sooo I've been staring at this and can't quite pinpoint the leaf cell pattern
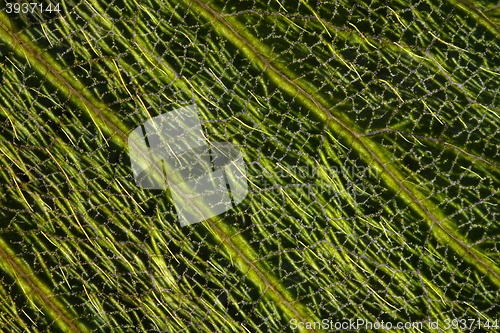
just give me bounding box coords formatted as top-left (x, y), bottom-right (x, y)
top-left (0, 0), bottom-right (500, 332)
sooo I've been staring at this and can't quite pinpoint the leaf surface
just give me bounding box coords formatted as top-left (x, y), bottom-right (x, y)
top-left (0, 0), bottom-right (499, 331)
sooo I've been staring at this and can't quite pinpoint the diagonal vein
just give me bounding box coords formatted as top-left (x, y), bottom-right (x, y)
top-left (190, 0), bottom-right (500, 287)
top-left (226, 6), bottom-right (500, 171)
top-left (0, 14), bottom-right (315, 333)
top-left (1, 1), bottom-right (499, 329)
top-left (361, 129), bottom-right (500, 170)
top-left (0, 240), bottom-right (84, 333)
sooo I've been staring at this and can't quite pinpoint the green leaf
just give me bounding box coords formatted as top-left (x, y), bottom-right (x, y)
top-left (0, 0), bottom-right (499, 332)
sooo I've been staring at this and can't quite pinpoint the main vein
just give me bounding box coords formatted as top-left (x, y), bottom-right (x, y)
top-left (0, 13), bottom-right (316, 333)
top-left (189, 0), bottom-right (500, 287)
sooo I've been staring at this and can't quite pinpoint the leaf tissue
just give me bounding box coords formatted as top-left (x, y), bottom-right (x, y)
top-left (0, 0), bottom-right (499, 332)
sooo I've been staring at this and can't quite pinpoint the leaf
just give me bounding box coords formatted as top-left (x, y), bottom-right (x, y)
top-left (0, 0), bottom-right (499, 332)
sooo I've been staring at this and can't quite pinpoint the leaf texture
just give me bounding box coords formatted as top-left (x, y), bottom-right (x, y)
top-left (0, 0), bottom-right (500, 332)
